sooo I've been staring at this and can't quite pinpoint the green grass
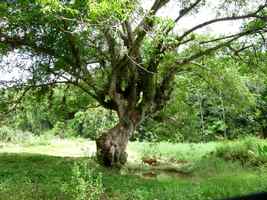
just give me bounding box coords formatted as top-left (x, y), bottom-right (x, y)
top-left (0, 137), bottom-right (267, 200)
top-left (128, 141), bottom-right (218, 161)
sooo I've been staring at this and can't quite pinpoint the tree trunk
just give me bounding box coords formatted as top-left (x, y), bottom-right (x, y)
top-left (262, 126), bottom-right (267, 139)
top-left (96, 120), bottom-right (135, 167)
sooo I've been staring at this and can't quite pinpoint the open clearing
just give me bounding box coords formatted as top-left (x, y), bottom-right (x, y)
top-left (0, 137), bottom-right (266, 200)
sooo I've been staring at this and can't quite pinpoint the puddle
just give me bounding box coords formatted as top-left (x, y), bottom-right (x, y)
top-left (123, 168), bottom-right (192, 180)
top-left (121, 158), bottom-right (194, 180)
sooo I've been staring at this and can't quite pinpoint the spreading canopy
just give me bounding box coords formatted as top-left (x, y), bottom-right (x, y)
top-left (0, 0), bottom-right (266, 119)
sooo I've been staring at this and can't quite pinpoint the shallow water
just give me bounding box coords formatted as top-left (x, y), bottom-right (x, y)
top-left (122, 167), bottom-right (192, 180)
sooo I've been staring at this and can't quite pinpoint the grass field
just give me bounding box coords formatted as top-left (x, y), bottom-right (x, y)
top-left (0, 136), bottom-right (267, 200)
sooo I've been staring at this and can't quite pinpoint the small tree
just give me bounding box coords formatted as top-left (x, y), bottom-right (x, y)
top-left (0, 0), bottom-right (266, 167)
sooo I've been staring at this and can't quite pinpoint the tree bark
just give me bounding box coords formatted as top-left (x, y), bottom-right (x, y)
top-left (262, 126), bottom-right (267, 139)
top-left (96, 111), bottom-right (141, 167)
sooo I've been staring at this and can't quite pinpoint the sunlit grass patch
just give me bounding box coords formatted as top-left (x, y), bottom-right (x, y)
top-left (0, 137), bottom-right (267, 199)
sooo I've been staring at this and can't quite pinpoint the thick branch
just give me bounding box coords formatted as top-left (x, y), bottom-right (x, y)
top-left (178, 5), bottom-right (266, 41)
top-left (131, 0), bottom-right (170, 54)
top-left (0, 80), bottom-right (73, 117)
top-left (179, 30), bottom-right (264, 66)
top-left (152, 28), bottom-right (263, 113)
top-left (121, 20), bottom-right (134, 48)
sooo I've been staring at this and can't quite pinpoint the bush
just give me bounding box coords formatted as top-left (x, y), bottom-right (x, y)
top-left (50, 122), bottom-right (75, 138)
top-left (136, 119), bottom-right (185, 143)
top-left (0, 126), bottom-right (15, 142)
top-left (0, 126), bottom-right (56, 146)
top-left (210, 137), bottom-right (267, 167)
top-left (62, 161), bottom-right (104, 200)
top-left (0, 126), bottom-right (35, 144)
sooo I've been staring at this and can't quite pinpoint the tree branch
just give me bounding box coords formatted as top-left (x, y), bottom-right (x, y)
top-left (0, 32), bottom-right (56, 57)
top-left (178, 5), bottom-right (267, 41)
top-left (174, 0), bottom-right (203, 24)
top-left (121, 20), bottom-right (134, 48)
top-left (131, 0), bottom-right (170, 54)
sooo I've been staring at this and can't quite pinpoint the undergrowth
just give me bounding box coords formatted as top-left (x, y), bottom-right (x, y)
top-left (62, 161), bottom-right (104, 200)
top-left (209, 137), bottom-right (267, 167)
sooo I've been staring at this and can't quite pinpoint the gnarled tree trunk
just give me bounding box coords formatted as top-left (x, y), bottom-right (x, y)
top-left (96, 111), bottom-right (141, 167)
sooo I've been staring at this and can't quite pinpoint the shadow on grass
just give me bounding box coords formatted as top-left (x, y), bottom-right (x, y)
top-left (0, 152), bottom-right (89, 179)
top-left (0, 153), bottom-right (266, 200)
top-left (0, 153), bottom-right (91, 200)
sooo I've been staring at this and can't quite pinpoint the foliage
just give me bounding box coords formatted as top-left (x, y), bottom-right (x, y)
top-left (62, 161), bottom-right (104, 200)
top-left (0, 0), bottom-right (266, 140)
top-left (136, 54), bottom-right (259, 142)
top-left (3, 85), bottom-right (93, 134)
top-left (1, 86), bottom-right (119, 139)
top-left (2, 47), bottom-right (267, 143)
top-left (0, 126), bottom-right (34, 144)
top-left (70, 107), bottom-right (117, 139)
top-left (0, 126), bottom-right (55, 146)
top-left (210, 137), bottom-right (267, 167)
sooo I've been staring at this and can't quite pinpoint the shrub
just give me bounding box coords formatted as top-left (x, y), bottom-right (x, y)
top-left (136, 119), bottom-right (185, 143)
top-left (0, 126), bottom-right (35, 144)
top-left (51, 122), bottom-right (75, 138)
top-left (0, 126), bottom-right (15, 142)
top-left (62, 161), bottom-right (104, 200)
top-left (0, 126), bottom-right (55, 146)
top-left (210, 137), bottom-right (267, 166)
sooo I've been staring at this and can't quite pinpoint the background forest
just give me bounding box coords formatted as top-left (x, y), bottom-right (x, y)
top-left (1, 47), bottom-right (267, 143)
top-left (1, 0), bottom-right (267, 200)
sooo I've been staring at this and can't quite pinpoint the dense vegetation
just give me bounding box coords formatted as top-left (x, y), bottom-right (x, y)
top-left (0, 0), bottom-right (267, 166)
top-left (0, 0), bottom-right (267, 199)
top-left (2, 49), bottom-right (267, 143)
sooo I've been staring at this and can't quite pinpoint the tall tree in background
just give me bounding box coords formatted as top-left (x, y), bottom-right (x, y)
top-left (0, 0), bottom-right (266, 167)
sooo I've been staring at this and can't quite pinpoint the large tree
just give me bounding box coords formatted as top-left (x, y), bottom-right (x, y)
top-left (0, 0), bottom-right (266, 167)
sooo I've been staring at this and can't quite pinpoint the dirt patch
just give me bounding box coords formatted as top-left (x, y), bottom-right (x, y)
top-left (126, 167), bottom-right (192, 180)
